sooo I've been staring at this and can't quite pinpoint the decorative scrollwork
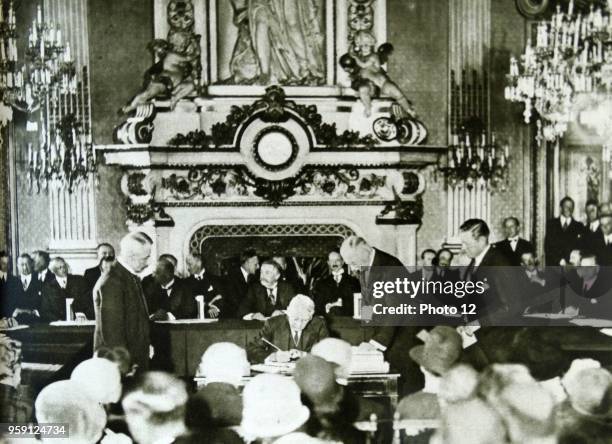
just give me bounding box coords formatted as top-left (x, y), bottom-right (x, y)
top-left (168, 85), bottom-right (375, 148)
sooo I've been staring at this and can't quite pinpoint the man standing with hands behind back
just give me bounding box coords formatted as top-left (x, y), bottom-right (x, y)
top-left (94, 232), bottom-right (152, 372)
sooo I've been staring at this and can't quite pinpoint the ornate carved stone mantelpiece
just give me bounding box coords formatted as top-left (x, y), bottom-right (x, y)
top-left (96, 86), bottom-right (442, 266)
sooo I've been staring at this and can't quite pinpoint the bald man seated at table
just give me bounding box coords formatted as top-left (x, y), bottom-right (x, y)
top-left (247, 295), bottom-right (329, 364)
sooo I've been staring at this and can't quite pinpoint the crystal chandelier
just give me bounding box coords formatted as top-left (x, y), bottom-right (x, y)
top-left (0, 1), bottom-right (94, 192)
top-left (505, 0), bottom-right (612, 141)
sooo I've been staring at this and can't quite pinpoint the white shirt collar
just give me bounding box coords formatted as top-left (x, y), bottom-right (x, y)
top-left (240, 267), bottom-right (249, 282)
top-left (508, 236), bottom-right (519, 243)
top-left (560, 215), bottom-right (573, 226)
top-left (474, 244), bottom-right (491, 268)
top-left (39, 269), bottom-right (48, 280)
top-left (367, 248), bottom-right (376, 267)
top-left (590, 220), bottom-right (600, 231)
top-left (162, 279), bottom-right (175, 291)
top-left (56, 276), bottom-right (68, 288)
top-left (0, 271), bottom-right (6, 280)
top-left (195, 268), bottom-right (206, 280)
top-left (21, 273), bottom-right (31, 282)
top-left (117, 257), bottom-right (139, 276)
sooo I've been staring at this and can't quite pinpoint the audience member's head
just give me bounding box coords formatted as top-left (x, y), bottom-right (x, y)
top-left (186, 253), bottom-right (204, 275)
top-left (272, 256), bottom-right (288, 271)
top-left (420, 249), bottom-right (437, 267)
top-left (158, 253), bottom-right (177, 269)
top-left (96, 243), bottom-right (115, 261)
top-left (478, 364), bottom-right (535, 406)
top-left (241, 374), bottom-right (310, 440)
top-left (154, 257), bottom-right (175, 286)
top-left (560, 196), bottom-right (575, 218)
top-left (95, 346), bottom-right (132, 376)
top-left (71, 357), bottom-right (122, 404)
top-left (0, 251), bottom-right (9, 273)
top-left (599, 201), bottom-right (612, 216)
top-left (32, 250), bottom-right (50, 273)
top-left (585, 199), bottom-right (599, 223)
top-left (286, 295), bottom-right (315, 333)
top-left (327, 250), bottom-right (344, 273)
top-left (438, 363), bottom-right (479, 405)
top-left (436, 248), bottom-right (454, 268)
top-left (430, 398), bottom-right (507, 444)
top-left (35, 380), bottom-right (106, 444)
top-left (260, 260), bottom-right (282, 287)
top-left (520, 251), bottom-right (538, 271)
top-left (563, 367), bottom-right (612, 417)
top-left (119, 232), bottom-right (153, 274)
top-left (311, 338), bottom-right (352, 381)
top-left (294, 355), bottom-right (343, 415)
top-left (459, 219), bottom-right (490, 258)
top-left (198, 342), bottom-right (250, 386)
top-left (17, 253), bottom-right (32, 276)
top-left (497, 382), bottom-right (556, 443)
top-left (122, 372), bottom-right (188, 444)
top-left (339, 236), bottom-right (373, 268)
top-left (409, 326), bottom-right (463, 376)
top-left (240, 248), bottom-right (259, 275)
top-left (99, 256), bottom-right (116, 275)
top-left (577, 253), bottom-right (599, 282)
top-left (600, 213), bottom-right (612, 235)
top-left (503, 217), bottom-right (520, 239)
top-left (49, 257), bottom-right (69, 278)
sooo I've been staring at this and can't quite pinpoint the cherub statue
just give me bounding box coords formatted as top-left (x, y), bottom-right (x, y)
top-left (340, 31), bottom-right (416, 118)
top-left (121, 0), bottom-right (201, 114)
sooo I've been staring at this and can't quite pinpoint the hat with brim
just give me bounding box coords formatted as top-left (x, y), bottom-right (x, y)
top-left (241, 374), bottom-right (310, 439)
top-left (409, 326), bottom-right (462, 375)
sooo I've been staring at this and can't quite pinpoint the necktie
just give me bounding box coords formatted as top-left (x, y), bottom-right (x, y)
top-left (164, 285), bottom-right (172, 297)
top-left (334, 274), bottom-right (342, 284)
top-left (562, 221), bottom-right (569, 231)
top-left (267, 288), bottom-right (275, 305)
top-left (293, 330), bottom-right (299, 346)
top-left (465, 259), bottom-right (476, 281)
top-left (22, 278), bottom-right (28, 290)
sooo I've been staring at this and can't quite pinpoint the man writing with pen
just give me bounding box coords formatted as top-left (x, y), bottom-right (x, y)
top-left (247, 295), bottom-right (329, 363)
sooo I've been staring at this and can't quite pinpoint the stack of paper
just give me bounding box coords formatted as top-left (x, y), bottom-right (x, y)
top-left (349, 347), bottom-right (390, 374)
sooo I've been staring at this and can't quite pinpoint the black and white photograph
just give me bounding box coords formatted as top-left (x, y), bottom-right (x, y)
top-left (1, 0), bottom-right (612, 442)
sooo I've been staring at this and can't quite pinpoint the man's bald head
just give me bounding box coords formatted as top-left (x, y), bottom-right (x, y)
top-left (339, 236), bottom-right (373, 268)
top-left (119, 232), bottom-right (153, 273)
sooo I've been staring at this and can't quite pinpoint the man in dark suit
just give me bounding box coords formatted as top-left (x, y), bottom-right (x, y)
top-left (340, 236), bottom-right (423, 395)
top-left (0, 251), bottom-right (10, 308)
top-left (185, 253), bottom-right (225, 318)
top-left (545, 196), bottom-right (586, 266)
top-left (143, 257), bottom-right (196, 320)
top-left (517, 251), bottom-right (554, 313)
top-left (273, 255), bottom-right (307, 294)
top-left (312, 250), bottom-right (360, 316)
top-left (239, 260), bottom-right (295, 320)
top-left (39, 257), bottom-right (90, 322)
top-left (566, 253), bottom-right (612, 318)
top-left (247, 295), bottom-right (329, 363)
top-left (223, 248), bottom-right (259, 318)
top-left (585, 199), bottom-right (601, 234)
top-left (494, 217), bottom-right (534, 266)
top-left (94, 232), bottom-right (152, 372)
top-left (585, 213), bottom-right (612, 266)
top-left (409, 249), bottom-right (436, 282)
top-left (6, 253), bottom-right (43, 322)
top-left (459, 218), bottom-right (517, 321)
top-left (32, 250), bottom-right (55, 285)
top-left (83, 243), bottom-right (115, 296)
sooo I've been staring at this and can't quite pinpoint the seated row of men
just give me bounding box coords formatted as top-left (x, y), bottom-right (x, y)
top-left (0, 245), bottom-right (363, 323)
